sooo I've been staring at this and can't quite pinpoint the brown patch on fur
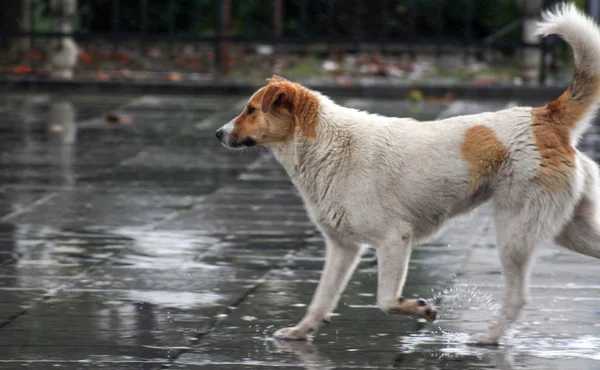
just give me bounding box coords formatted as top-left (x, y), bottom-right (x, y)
top-left (542, 87), bottom-right (589, 130)
top-left (229, 88), bottom-right (269, 143)
top-left (226, 76), bottom-right (319, 145)
top-left (531, 106), bottom-right (576, 192)
top-left (262, 76), bottom-right (320, 139)
top-left (527, 71), bottom-right (600, 192)
top-left (461, 126), bottom-right (508, 194)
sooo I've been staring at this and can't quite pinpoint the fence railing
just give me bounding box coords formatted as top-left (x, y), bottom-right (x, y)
top-left (0, 0), bottom-right (588, 84)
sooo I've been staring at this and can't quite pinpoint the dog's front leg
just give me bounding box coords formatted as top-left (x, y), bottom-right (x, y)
top-left (376, 229), bottom-right (437, 322)
top-left (274, 236), bottom-right (364, 340)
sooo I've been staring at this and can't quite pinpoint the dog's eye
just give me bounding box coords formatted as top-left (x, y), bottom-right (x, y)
top-left (247, 106), bottom-right (255, 115)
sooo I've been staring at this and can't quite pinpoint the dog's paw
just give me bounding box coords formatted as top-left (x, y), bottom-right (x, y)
top-left (384, 297), bottom-right (438, 322)
top-left (273, 326), bottom-right (311, 341)
top-left (415, 299), bottom-right (438, 323)
top-left (468, 332), bottom-right (500, 346)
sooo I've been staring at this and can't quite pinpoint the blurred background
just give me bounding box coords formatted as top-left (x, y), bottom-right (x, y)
top-left (0, 0), bottom-right (597, 86)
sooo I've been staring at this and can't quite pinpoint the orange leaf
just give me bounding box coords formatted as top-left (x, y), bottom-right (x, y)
top-left (168, 72), bottom-right (182, 82)
top-left (79, 51), bottom-right (94, 63)
top-left (425, 97), bottom-right (441, 104)
top-left (94, 72), bottom-right (110, 81)
top-left (119, 114), bottom-right (133, 124)
top-left (13, 64), bottom-right (33, 75)
top-left (105, 112), bottom-right (119, 123)
top-left (442, 92), bottom-right (455, 102)
top-left (118, 69), bottom-right (133, 78)
top-left (25, 49), bottom-right (45, 60)
top-left (112, 51), bottom-right (132, 63)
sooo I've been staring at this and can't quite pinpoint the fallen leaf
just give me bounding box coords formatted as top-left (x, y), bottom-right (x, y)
top-left (13, 64), bottom-right (33, 75)
top-left (442, 92), bottom-right (455, 102)
top-left (168, 72), bottom-right (182, 82)
top-left (118, 69), bottom-right (133, 78)
top-left (407, 89), bottom-right (424, 101)
top-left (25, 49), bottom-right (45, 60)
top-left (95, 72), bottom-right (110, 81)
top-left (11, 203), bottom-right (21, 210)
top-left (112, 51), bottom-right (132, 63)
top-left (79, 51), bottom-right (94, 63)
top-left (119, 114), bottom-right (133, 124)
top-left (105, 112), bottom-right (119, 123)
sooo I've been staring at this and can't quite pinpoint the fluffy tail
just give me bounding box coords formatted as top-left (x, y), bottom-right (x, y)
top-left (536, 3), bottom-right (600, 141)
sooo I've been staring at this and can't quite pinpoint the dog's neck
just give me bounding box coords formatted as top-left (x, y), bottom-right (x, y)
top-left (266, 101), bottom-right (355, 206)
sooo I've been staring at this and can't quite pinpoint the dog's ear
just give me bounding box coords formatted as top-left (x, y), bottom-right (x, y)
top-left (262, 80), bottom-right (319, 139)
top-left (266, 75), bottom-right (288, 84)
top-left (261, 83), bottom-right (294, 113)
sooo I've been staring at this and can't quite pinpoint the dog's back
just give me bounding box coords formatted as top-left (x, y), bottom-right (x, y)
top-left (216, 3), bottom-right (600, 345)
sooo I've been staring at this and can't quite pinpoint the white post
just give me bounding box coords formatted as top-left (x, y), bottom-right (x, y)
top-left (516, 0), bottom-right (543, 85)
top-left (49, 0), bottom-right (78, 79)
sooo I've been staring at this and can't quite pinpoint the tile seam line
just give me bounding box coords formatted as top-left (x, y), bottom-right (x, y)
top-left (160, 250), bottom-right (298, 369)
top-left (0, 192), bottom-right (59, 222)
top-left (0, 95), bottom-right (235, 222)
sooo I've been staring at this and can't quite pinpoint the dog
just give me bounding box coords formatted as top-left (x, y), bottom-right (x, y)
top-left (216, 3), bottom-right (600, 344)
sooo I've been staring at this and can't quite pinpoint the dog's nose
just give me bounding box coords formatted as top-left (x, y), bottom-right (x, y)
top-left (215, 129), bottom-right (224, 141)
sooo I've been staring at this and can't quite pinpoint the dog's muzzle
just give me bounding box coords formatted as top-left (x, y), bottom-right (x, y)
top-left (216, 128), bottom-right (256, 148)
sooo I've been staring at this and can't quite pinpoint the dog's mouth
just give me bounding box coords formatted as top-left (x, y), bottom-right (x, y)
top-left (216, 128), bottom-right (257, 149)
top-left (220, 136), bottom-right (257, 149)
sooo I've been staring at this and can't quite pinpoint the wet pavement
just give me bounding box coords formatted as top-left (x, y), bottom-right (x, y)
top-left (0, 92), bottom-right (597, 370)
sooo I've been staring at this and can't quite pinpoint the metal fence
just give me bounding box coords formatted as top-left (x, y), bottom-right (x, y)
top-left (0, 0), bottom-right (592, 83)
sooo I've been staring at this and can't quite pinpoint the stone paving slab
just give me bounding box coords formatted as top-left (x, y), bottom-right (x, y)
top-left (0, 93), bottom-right (597, 370)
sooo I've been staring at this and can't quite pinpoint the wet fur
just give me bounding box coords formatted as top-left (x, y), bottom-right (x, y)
top-left (217, 3), bottom-right (600, 344)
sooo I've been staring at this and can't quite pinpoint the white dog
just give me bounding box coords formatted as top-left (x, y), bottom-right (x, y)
top-left (216, 3), bottom-right (600, 344)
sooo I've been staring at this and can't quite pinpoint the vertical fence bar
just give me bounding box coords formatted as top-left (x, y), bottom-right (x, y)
top-left (274, 0), bottom-right (284, 41)
top-left (29, 0), bottom-right (35, 49)
top-left (215, 0), bottom-right (224, 78)
top-left (538, 0), bottom-right (554, 85)
top-left (240, 1), bottom-right (249, 50)
top-left (111, 0), bottom-right (120, 33)
top-left (301, 0), bottom-right (309, 37)
top-left (353, 0), bottom-right (361, 51)
top-left (86, 0), bottom-right (93, 31)
top-left (464, 0), bottom-right (473, 63)
top-left (167, 0), bottom-right (175, 55)
top-left (168, 0), bottom-right (175, 35)
top-left (409, 0), bottom-right (417, 59)
top-left (435, 0), bottom-right (444, 59)
top-left (380, 0), bottom-right (389, 53)
top-left (141, 0), bottom-right (148, 34)
top-left (327, 0), bottom-right (334, 53)
top-left (140, 0), bottom-right (147, 52)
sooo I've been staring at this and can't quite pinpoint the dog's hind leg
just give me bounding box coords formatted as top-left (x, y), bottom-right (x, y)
top-left (472, 189), bottom-right (579, 345)
top-left (555, 156), bottom-right (600, 259)
top-left (273, 235), bottom-right (364, 340)
top-left (470, 206), bottom-right (541, 345)
top-left (375, 227), bottom-right (437, 322)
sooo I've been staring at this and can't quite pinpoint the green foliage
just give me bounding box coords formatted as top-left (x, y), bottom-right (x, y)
top-left (78, 0), bottom-right (587, 44)
top-left (31, 0), bottom-right (81, 32)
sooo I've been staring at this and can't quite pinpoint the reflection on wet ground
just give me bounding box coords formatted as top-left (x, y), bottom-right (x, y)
top-left (0, 93), bottom-right (597, 369)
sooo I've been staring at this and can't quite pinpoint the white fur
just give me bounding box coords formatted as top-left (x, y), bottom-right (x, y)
top-left (219, 3), bottom-right (600, 344)
top-left (267, 91), bottom-right (600, 343)
top-left (537, 3), bottom-right (600, 141)
top-left (536, 3), bottom-right (600, 76)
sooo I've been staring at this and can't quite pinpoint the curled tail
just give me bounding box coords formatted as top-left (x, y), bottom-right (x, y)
top-left (536, 3), bottom-right (600, 141)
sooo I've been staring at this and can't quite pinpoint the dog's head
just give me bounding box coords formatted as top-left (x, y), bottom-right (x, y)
top-left (216, 76), bottom-right (319, 149)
